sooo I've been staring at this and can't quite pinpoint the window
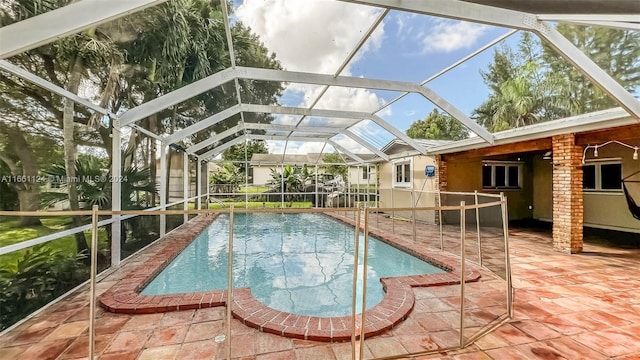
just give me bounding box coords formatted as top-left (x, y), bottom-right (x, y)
top-left (582, 161), bottom-right (622, 191)
top-left (362, 167), bottom-right (368, 180)
top-left (482, 161), bottom-right (522, 189)
top-left (393, 161), bottom-right (411, 187)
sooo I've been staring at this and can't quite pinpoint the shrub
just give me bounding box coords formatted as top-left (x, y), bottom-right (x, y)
top-left (0, 246), bottom-right (88, 330)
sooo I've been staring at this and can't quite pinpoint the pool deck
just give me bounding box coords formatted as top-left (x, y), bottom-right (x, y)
top-left (1, 213), bottom-right (640, 359)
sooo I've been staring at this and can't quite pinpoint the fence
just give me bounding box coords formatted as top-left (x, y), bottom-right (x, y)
top-left (0, 191), bottom-right (512, 359)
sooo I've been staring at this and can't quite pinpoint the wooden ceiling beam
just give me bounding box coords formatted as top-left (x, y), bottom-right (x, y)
top-left (441, 138), bottom-right (552, 161)
top-left (576, 123), bottom-right (640, 145)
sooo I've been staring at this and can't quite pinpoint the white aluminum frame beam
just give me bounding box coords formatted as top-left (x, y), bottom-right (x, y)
top-left (536, 14), bottom-right (640, 23)
top-left (337, 0), bottom-right (530, 29)
top-left (249, 134), bottom-right (331, 143)
top-left (119, 67), bottom-right (236, 127)
top-left (198, 135), bottom-right (247, 160)
top-left (338, 0), bottom-right (640, 119)
top-left (0, 60), bottom-right (114, 117)
top-left (236, 67), bottom-right (494, 144)
top-left (186, 124), bottom-right (243, 154)
top-left (294, 8), bottom-right (390, 132)
top-left (374, 29), bottom-right (518, 114)
top-left (246, 123), bottom-right (342, 134)
top-left (342, 129), bottom-right (389, 160)
top-left (327, 139), bottom-right (365, 164)
top-left (567, 21), bottom-right (640, 31)
top-left (0, 0), bottom-right (171, 59)
top-left (177, 102), bottom-right (419, 156)
top-left (532, 20), bottom-right (640, 118)
top-left (166, 104), bottom-right (241, 143)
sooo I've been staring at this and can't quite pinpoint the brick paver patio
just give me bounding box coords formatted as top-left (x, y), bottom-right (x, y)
top-left (1, 212), bottom-right (639, 359)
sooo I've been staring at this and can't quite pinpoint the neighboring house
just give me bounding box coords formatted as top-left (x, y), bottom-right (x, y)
top-left (380, 107), bottom-right (640, 254)
top-left (250, 153), bottom-right (378, 187)
top-left (155, 152), bottom-right (210, 202)
top-left (378, 139), bottom-right (451, 224)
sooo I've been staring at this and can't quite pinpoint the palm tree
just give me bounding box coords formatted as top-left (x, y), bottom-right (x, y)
top-left (43, 156), bottom-right (158, 253)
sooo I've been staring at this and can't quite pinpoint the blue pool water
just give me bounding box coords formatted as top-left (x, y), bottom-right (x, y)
top-left (142, 213), bottom-right (443, 317)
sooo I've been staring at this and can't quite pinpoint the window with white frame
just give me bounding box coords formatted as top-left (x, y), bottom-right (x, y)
top-left (362, 166), bottom-right (368, 180)
top-left (393, 160), bottom-right (411, 187)
top-left (582, 160), bottom-right (622, 191)
top-left (482, 161), bottom-right (522, 189)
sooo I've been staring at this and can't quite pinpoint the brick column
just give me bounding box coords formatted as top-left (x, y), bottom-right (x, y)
top-left (435, 155), bottom-right (447, 225)
top-left (552, 134), bottom-right (583, 254)
top-left (436, 155), bottom-right (447, 191)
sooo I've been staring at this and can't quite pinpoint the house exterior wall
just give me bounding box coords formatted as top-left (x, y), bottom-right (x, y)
top-left (155, 152), bottom-right (196, 202)
top-left (532, 155), bottom-right (553, 221)
top-left (252, 166), bottom-right (273, 186)
top-left (443, 155), bottom-right (534, 226)
top-left (379, 155), bottom-right (439, 224)
top-left (346, 165), bottom-right (377, 187)
top-left (533, 142), bottom-right (640, 233)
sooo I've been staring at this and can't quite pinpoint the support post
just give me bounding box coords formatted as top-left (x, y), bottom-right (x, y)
top-left (197, 158), bottom-right (202, 210)
top-left (500, 193), bottom-right (513, 318)
top-left (411, 188), bottom-right (416, 242)
top-left (89, 205), bottom-right (99, 359)
top-left (359, 206), bottom-right (370, 359)
top-left (474, 190), bottom-right (482, 266)
top-left (183, 153), bottom-right (189, 224)
top-left (111, 122), bottom-right (121, 266)
top-left (350, 209), bottom-right (361, 359)
top-left (459, 201), bottom-right (466, 348)
top-left (391, 187), bottom-right (395, 234)
top-left (226, 204), bottom-right (235, 359)
top-left (315, 164), bottom-right (319, 208)
top-left (438, 190), bottom-right (444, 251)
top-left (159, 142), bottom-right (167, 237)
top-left (245, 140), bottom-right (248, 209)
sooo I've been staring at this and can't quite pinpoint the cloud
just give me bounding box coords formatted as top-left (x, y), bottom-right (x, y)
top-left (236, 0), bottom-right (385, 74)
top-left (236, 0), bottom-right (392, 154)
top-left (422, 20), bottom-right (488, 53)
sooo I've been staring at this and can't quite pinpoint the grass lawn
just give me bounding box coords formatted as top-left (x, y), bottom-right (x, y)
top-left (238, 186), bottom-right (272, 193)
top-left (0, 216), bottom-right (108, 267)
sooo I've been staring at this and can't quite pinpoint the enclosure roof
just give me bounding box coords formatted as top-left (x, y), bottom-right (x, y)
top-left (461, 0), bottom-right (640, 14)
top-left (250, 153), bottom-right (378, 165)
top-left (0, 0), bottom-right (639, 166)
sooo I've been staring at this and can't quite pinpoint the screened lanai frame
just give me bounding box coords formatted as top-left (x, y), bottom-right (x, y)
top-left (1, 0), bottom-right (640, 267)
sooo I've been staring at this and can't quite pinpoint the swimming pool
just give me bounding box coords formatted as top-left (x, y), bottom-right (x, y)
top-left (142, 212), bottom-right (443, 317)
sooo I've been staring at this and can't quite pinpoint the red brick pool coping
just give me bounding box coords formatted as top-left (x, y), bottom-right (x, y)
top-left (99, 213), bottom-right (481, 342)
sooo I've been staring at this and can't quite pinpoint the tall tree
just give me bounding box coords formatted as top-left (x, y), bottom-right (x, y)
top-left (0, 125), bottom-right (42, 225)
top-left (222, 140), bottom-right (269, 174)
top-left (474, 27), bottom-right (640, 131)
top-left (406, 109), bottom-right (469, 140)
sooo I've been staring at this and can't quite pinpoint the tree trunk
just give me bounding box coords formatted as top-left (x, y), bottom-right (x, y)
top-left (62, 56), bottom-right (89, 255)
top-left (0, 126), bottom-right (42, 226)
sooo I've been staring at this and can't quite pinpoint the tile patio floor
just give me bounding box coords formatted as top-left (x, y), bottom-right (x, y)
top-left (1, 213), bottom-right (640, 359)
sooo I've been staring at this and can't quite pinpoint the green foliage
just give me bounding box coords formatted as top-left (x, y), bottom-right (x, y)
top-left (0, 245), bottom-right (88, 330)
top-left (42, 156), bottom-right (158, 210)
top-left (222, 140), bottom-right (268, 174)
top-left (269, 165), bottom-right (315, 200)
top-left (321, 153), bottom-right (348, 179)
top-left (475, 27), bottom-right (640, 132)
top-left (210, 162), bottom-right (245, 185)
top-left (406, 109), bottom-right (469, 140)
